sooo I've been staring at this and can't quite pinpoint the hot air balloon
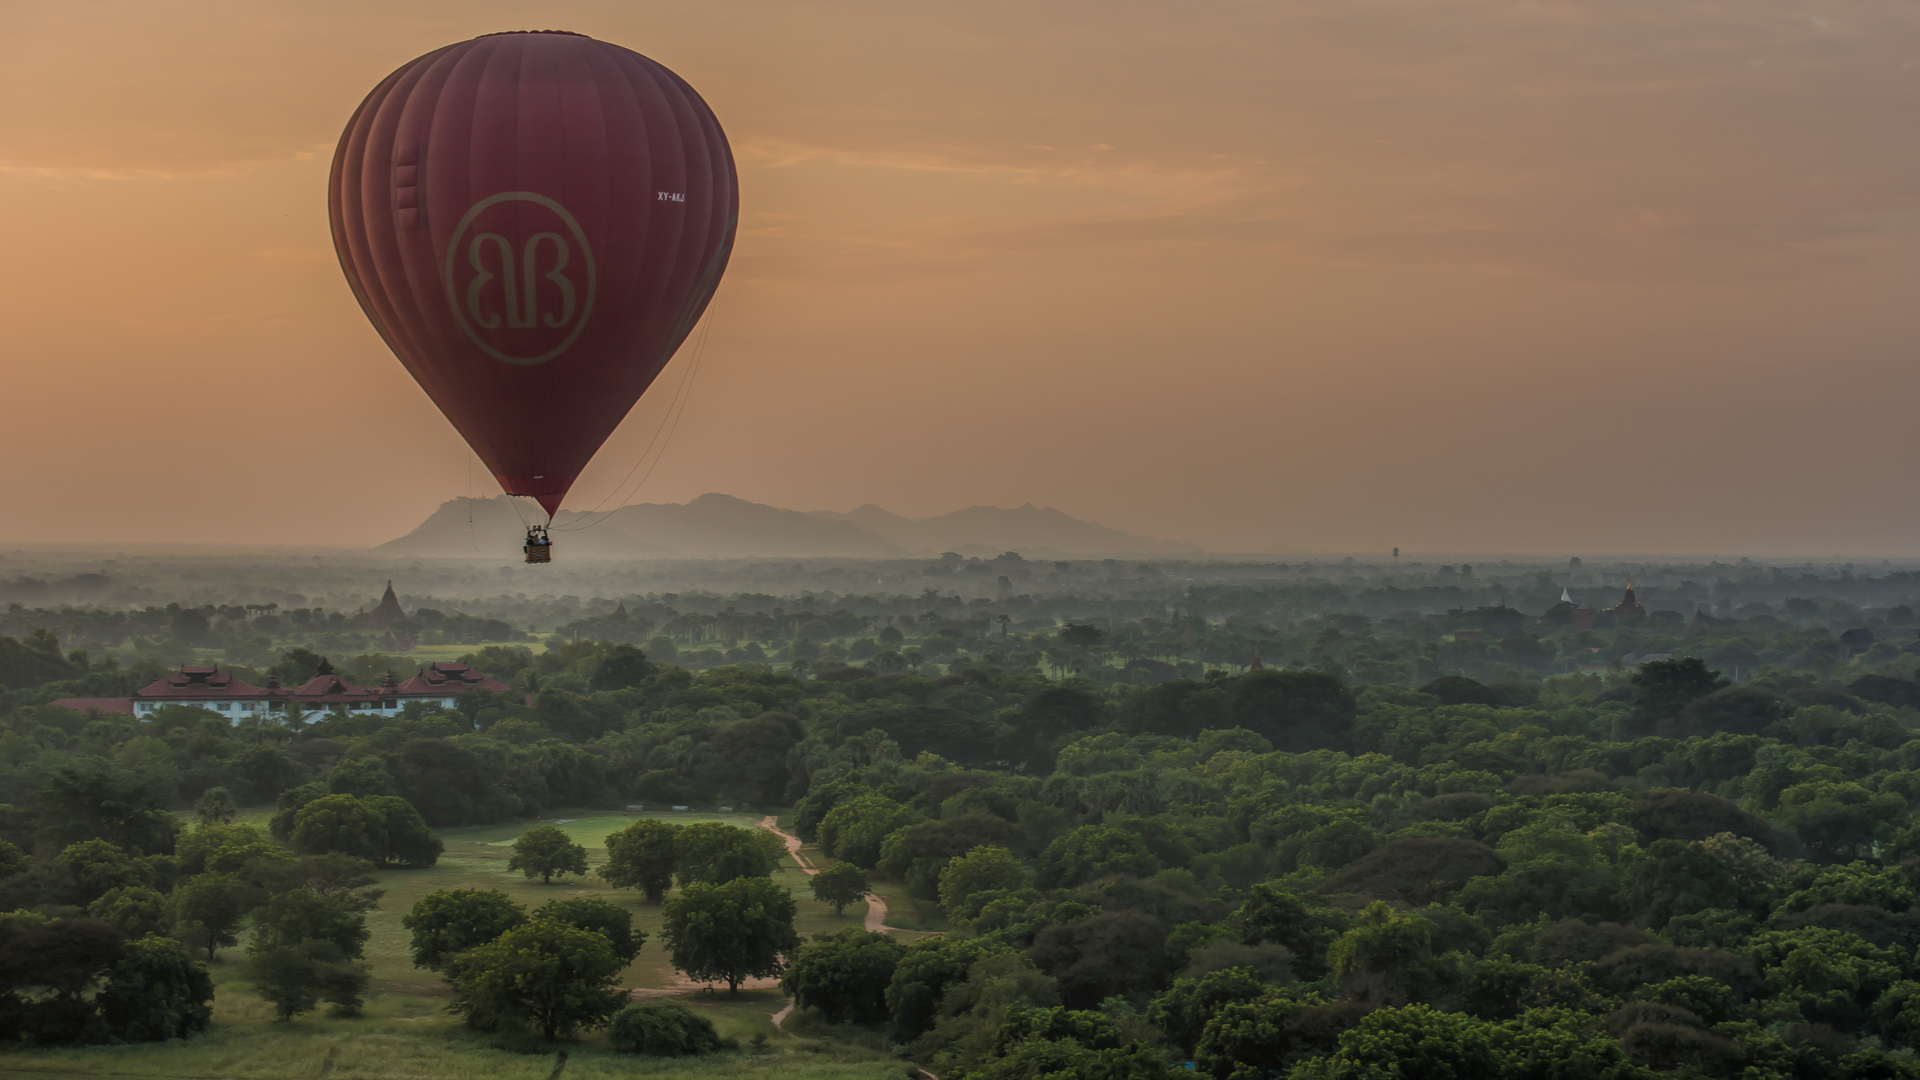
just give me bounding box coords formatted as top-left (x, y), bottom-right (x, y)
top-left (328, 31), bottom-right (737, 562)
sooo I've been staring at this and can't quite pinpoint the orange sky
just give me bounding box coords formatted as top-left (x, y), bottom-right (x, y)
top-left (4, 0), bottom-right (1920, 555)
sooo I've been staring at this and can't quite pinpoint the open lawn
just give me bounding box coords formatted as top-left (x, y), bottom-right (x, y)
top-left (400, 640), bottom-right (552, 662)
top-left (364, 810), bottom-right (873, 992)
top-left (2, 810), bottom-right (912, 1079)
top-left (1, 1018), bottom-right (907, 1080)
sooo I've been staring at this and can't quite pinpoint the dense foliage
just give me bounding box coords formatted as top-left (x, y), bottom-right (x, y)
top-left (9, 554), bottom-right (1920, 1072)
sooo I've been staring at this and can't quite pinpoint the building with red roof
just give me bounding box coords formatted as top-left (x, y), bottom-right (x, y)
top-left (53, 658), bottom-right (511, 722)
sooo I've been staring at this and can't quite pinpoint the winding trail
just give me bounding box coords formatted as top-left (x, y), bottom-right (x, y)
top-left (759, 815), bottom-right (815, 874)
top-left (757, 814), bottom-right (908, 1034)
top-left (863, 891), bottom-right (892, 933)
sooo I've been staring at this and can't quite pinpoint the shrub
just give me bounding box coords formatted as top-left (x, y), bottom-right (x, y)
top-left (607, 999), bottom-right (727, 1055)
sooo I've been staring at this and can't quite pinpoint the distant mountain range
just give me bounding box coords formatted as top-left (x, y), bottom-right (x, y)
top-left (379, 493), bottom-right (1199, 560)
top-left (807, 503), bottom-right (1198, 557)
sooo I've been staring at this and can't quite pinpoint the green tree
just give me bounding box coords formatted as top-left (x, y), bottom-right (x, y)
top-left (812, 861), bottom-right (873, 916)
top-left (607, 999), bottom-right (726, 1055)
top-left (402, 888), bottom-right (528, 971)
top-left (1326, 901), bottom-right (1436, 1003)
top-left (793, 780), bottom-right (864, 843)
top-left (169, 873), bottom-right (258, 962)
top-left (1318, 835), bottom-right (1503, 907)
top-left (590, 644), bottom-right (655, 692)
top-left (1036, 825), bottom-right (1160, 889)
top-left (1496, 1006), bottom-right (1634, 1080)
top-left (662, 876), bottom-right (801, 993)
top-left (1625, 834), bottom-right (1780, 926)
top-left (244, 887), bottom-right (372, 1020)
top-left (885, 936), bottom-right (1007, 1042)
top-left (1774, 781), bottom-right (1907, 863)
top-left (1630, 789), bottom-right (1753, 847)
top-left (1777, 862), bottom-right (1912, 914)
top-left (88, 885), bottom-right (168, 938)
top-left (32, 760), bottom-right (178, 855)
top-left (1457, 821), bottom-right (1624, 925)
top-left (177, 822), bottom-right (288, 876)
top-left (1029, 909), bottom-right (1177, 1009)
top-left (193, 787), bottom-right (237, 824)
top-left (702, 712), bottom-right (803, 803)
top-left (1119, 680), bottom-right (1231, 738)
top-left (1750, 926), bottom-right (1903, 1028)
top-left (288, 793), bottom-right (442, 867)
top-left (781, 928), bottom-right (902, 1024)
top-left (672, 821), bottom-right (778, 886)
top-left (816, 794), bottom-right (915, 869)
top-left (534, 896), bottom-right (646, 963)
top-left (1874, 980), bottom-right (1920, 1049)
top-left (96, 934), bottom-right (215, 1042)
top-left (938, 846), bottom-right (1028, 922)
top-left (57, 839), bottom-right (151, 906)
top-left (326, 759), bottom-right (397, 797)
top-left (0, 915), bottom-right (128, 1043)
top-left (603, 819), bottom-right (678, 902)
top-left (1311, 1004), bottom-right (1499, 1080)
top-left (508, 824), bottom-right (589, 884)
top-left (1628, 658), bottom-right (1729, 735)
top-left (1230, 669), bottom-right (1356, 753)
top-left (1227, 884), bottom-right (1350, 981)
top-left (451, 920), bottom-right (628, 1039)
top-left (1151, 967), bottom-right (1272, 1057)
top-left (877, 813), bottom-right (1029, 899)
top-left (268, 782), bottom-right (327, 840)
top-left (254, 889), bottom-right (371, 962)
top-left (1193, 990), bottom-right (1333, 1079)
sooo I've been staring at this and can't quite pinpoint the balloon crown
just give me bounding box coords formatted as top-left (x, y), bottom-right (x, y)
top-left (480, 30), bottom-right (589, 37)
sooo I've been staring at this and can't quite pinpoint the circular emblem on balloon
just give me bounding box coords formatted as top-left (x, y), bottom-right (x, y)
top-left (443, 191), bottom-right (598, 366)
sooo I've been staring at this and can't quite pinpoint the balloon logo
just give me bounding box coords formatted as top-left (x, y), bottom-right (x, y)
top-left (444, 192), bottom-right (598, 366)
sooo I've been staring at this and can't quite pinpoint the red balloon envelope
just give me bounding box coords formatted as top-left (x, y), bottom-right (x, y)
top-left (328, 31), bottom-right (737, 518)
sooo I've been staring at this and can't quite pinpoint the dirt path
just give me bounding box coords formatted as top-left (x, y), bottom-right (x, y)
top-left (864, 891), bottom-right (891, 932)
top-left (771, 998), bottom-right (797, 1034)
top-left (759, 815), bottom-right (816, 874)
top-left (756, 814), bottom-right (932, 937)
top-left (759, 814), bottom-right (897, 1034)
top-left (636, 814), bottom-right (943, 1037)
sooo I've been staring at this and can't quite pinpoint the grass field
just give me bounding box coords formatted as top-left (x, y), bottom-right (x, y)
top-left (396, 640), bottom-right (552, 662)
top-left (1, 810), bottom-right (916, 1079)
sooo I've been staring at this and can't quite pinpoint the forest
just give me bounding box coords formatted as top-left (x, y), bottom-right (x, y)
top-left (6, 552), bottom-right (1920, 1078)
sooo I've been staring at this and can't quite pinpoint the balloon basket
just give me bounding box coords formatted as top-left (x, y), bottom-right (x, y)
top-left (523, 526), bottom-right (553, 564)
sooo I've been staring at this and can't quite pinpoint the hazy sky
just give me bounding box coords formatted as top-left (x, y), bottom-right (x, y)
top-left (4, 0), bottom-right (1919, 555)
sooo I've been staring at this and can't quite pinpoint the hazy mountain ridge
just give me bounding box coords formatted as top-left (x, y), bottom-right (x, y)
top-left (808, 503), bottom-right (1200, 556)
top-left (380, 493), bottom-right (1194, 560)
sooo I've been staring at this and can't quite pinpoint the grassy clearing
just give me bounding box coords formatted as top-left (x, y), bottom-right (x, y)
top-left (1, 1022), bottom-right (906, 1080)
top-left (367, 810), bottom-right (872, 991)
top-left (400, 641), bottom-right (551, 662)
top-left (0, 810), bottom-right (903, 1079)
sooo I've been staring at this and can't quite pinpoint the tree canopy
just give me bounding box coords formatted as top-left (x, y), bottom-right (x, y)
top-left (662, 876), bottom-right (800, 992)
